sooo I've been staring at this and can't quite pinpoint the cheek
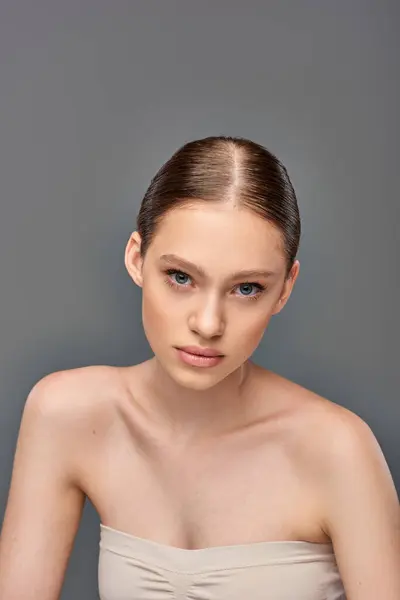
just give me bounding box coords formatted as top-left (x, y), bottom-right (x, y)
top-left (141, 281), bottom-right (179, 341)
top-left (239, 312), bottom-right (272, 345)
top-left (142, 288), bottom-right (164, 332)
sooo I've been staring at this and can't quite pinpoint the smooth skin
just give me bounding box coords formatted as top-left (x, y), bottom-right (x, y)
top-left (0, 203), bottom-right (399, 600)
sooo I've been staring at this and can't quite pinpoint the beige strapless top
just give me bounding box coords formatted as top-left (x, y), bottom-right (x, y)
top-left (98, 524), bottom-right (346, 599)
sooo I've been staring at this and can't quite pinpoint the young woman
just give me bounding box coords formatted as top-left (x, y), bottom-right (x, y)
top-left (0, 136), bottom-right (398, 600)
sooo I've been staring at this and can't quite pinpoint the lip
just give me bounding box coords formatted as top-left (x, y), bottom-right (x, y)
top-left (177, 345), bottom-right (224, 357)
top-left (175, 347), bottom-right (225, 368)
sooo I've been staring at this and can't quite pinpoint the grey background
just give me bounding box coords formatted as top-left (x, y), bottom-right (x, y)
top-left (0, 1), bottom-right (398, 598)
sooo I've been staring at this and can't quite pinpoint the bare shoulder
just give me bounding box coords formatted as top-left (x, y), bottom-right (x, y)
top-left (27, 363), bottom-right (122, 423)
top-left (23, 365), bottom-right (126, 472)
top-left (0, 364), bottom-right (126, 600)
top-left (269, 374), bottom-right (400, 597)
top-left (261, 367), bottom-right (370, 436)
top-left (264, 369), bottom-right (397, 505)
top-left (285, 376), bottom-right (382, 462)
top-left (258, 367), bottom-right (383, 477)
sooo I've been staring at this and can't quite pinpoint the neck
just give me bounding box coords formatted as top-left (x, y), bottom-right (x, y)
top-left (140, 357), bottom-right (257, 442)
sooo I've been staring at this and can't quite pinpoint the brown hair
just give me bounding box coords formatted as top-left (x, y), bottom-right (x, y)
top-left (136, 136), bottom-right (301, 278)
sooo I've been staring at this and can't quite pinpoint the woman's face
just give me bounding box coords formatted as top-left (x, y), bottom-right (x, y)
top-left (125, 203), bottom-right (299, 390)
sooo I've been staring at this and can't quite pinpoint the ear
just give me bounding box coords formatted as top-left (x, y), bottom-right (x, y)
top-left (124, 231), bottom-right (144, 287)
top-left (271, 260), bottom-right (300, 315)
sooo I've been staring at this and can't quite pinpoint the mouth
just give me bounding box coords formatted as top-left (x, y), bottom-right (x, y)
top-left (174, 346), bottom-right (225, 368)
top-left (177, 346), bottom-right (224, 357)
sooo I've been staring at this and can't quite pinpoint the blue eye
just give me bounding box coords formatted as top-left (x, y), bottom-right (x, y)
top-left (234, 282), bottom-right (265, 300)
top-left (166, 269), bottom-right (191, 286)
top-left (238, 283), bottom-right (255, 296)
top-left (174, 272), bottom-right (190, 285)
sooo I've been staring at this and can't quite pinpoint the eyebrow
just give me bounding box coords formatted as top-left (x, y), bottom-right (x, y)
top-left (159, 254), bottom-right (277, 280)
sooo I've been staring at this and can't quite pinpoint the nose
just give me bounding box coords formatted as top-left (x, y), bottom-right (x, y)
top-left (188, 295), bottom-right (225, 339)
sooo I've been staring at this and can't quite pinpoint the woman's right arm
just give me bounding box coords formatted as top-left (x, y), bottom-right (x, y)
top-left (0, 373), bottom-right (86, 600)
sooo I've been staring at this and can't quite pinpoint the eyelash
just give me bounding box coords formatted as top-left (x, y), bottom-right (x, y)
top-left (163, 269), bottom-right (267, 301)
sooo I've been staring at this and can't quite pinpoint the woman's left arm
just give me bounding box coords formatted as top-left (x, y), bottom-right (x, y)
top-left (318, 410), bottom-right (400, 600)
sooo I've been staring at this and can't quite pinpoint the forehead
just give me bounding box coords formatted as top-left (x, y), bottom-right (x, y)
top-left (148, 204), bottom-right (286, 272)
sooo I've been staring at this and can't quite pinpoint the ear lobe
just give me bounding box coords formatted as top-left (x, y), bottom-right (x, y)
top-left (124, 232), bottom-right (144, 287)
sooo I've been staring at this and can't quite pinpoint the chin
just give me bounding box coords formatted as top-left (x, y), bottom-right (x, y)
top-left (170, 366), bottom-right (228, 391)
top-left (170, 354), bottom-right (251, 391)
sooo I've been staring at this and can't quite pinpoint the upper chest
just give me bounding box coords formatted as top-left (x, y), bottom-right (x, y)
top-left (81, 393), bottom-right (325, 543)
